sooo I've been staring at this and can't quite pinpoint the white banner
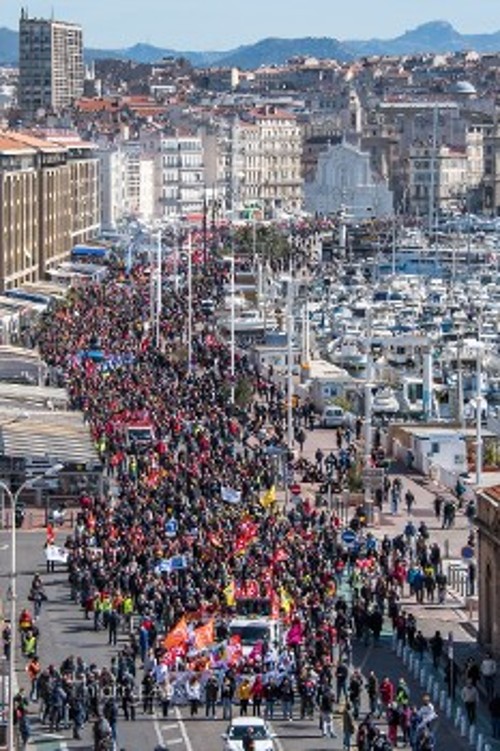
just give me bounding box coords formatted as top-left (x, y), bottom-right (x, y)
top-left (221, 486), bottom-right (242, 504)
top-left (45, 545), bottom-right (68, 563)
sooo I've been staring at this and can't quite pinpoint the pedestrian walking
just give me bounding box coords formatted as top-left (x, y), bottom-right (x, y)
top-left (461, 680), bottom-right (478, 725)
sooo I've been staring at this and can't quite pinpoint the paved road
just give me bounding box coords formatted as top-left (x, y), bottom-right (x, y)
top-left (0, 425), bottom-right (491, 751)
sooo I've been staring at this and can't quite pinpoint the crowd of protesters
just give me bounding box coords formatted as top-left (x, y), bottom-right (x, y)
top-left (6, 248), bottom-right (493, 751)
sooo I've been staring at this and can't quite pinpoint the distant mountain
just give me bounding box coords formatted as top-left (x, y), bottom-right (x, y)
top-left (0, 27), bottom-right (20, 65)
top-left (2, 20), bottom-right (500, 69)
top-left (216, 36), bottom-right (351, 68)
top-left (344, 20), bottom-right (500, 57)
top-left (84, 43), bottom-right (223, 67)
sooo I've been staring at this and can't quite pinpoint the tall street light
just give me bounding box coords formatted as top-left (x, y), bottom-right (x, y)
top-left (1, 463), bottom-right (63, 750)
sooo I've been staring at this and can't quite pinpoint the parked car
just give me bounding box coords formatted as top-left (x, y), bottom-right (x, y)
top-left (321, 405), bottom-right (347, 428)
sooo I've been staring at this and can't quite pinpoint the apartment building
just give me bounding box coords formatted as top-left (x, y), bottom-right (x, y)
top-left (18, 10), bottom-right (84, 117)
top-left (138, 130), bottom-right (205, 220)
top-left (409, 143), bottom-right (468, 218)
top-left (248, 107), bottom-right (302, 217)
top-left (0, 130), bottom-right (99, 290)
top-left (99, 141), bottom-right (155, 227)
top-left (98, 146), bottom-right (128, 232)
top-left (48, 134), bottom-right (100, 245)
top-left (216, 108), bottom-right (303, 219)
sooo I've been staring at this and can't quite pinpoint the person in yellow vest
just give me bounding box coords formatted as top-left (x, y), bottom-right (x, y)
top-left (22, 629), bottom-right (37, 658)
top-left (238, 678), bottom-right (252, 716)
top-left (122, 595), bottom-right (134, 633)
top-left (101, 594), bottom-right (112, 629)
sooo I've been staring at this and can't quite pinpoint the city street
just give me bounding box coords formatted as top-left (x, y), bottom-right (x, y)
top-left (0, 446), bottom-right (488, 751)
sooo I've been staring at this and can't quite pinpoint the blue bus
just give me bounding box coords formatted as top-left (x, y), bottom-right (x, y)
top-left (70, 245), bottom-right (111, 264)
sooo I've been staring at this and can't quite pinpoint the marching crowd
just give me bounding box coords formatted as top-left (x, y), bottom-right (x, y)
top-left (7, 250), bottom-right (492, 751)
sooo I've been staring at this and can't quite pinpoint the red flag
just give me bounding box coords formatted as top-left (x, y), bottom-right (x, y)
top-left (164, 645), bottom-right (186, 666)
top-left (234, 520), bottom-right (259, 554)
top-left (164, 617), bottom-right (188, 650)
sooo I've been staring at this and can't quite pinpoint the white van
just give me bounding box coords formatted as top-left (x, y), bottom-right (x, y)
top-left (321, 405), bottom-right (346, 428)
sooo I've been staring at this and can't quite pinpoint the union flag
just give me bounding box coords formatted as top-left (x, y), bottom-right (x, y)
top-left (164, 617), bottom-right (188, 650)
top-left (193, 619), bottom-right (215, 651)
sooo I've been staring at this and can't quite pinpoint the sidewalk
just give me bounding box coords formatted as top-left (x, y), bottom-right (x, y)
top-left (285, 427), bottom-right (496, 750)
top-left (379, 466), bottom-right (498, 747)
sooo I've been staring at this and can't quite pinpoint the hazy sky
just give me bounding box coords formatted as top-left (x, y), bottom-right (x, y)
top-left (6, 0), bottom-right (499, 49)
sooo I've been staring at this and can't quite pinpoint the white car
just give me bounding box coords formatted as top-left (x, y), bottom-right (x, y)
top-left (222, 717), bottom-right (276, 751)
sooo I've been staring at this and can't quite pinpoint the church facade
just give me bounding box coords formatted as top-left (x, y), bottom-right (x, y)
top-left (304, 140), bottom-right (394, 220)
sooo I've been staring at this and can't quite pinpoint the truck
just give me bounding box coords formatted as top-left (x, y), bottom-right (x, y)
top-left (227, 592), bottom-right (282, 656)
top-left (227, 617), bottom-right (282, 657)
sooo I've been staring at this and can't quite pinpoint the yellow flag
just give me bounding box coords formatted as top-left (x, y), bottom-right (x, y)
top-left (260, 485), bottom-right (276, 509)
top-left (279, 587), bottom-right (294, 615)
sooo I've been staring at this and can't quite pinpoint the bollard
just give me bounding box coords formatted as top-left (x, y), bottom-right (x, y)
top-left (391, 633), bottom-right (397, 652)
top-left (476, 732), bottom-right (484, 751)
top-left (426, 675), bottom-right (434, 694)
top-left (408, 652), bottom-right (413, 671)
top-left (29, 512), bottom-right (33, 529)
top-left (413, 659), bottom-right (421, 679)
top-left (432, 682), bottom-right (439, 704)
top-left (397, 640), bottom-right (403, 658)
top-left (439, 690), bottom-right (446, 708)
top-left (402, 645), bottom-right (409, 664)
top-left (469, 724), bottom-right (476, 746)
top-left (419, 666), bottom-right (427, 685)
top-left (460, 716), bottom-right (468, 737)
top-left (446, 697), bottom-right (453, 719)
top-left (484, 743), bottom-right (491, 751)
top-left (455, 707), bottom-right (462, 728)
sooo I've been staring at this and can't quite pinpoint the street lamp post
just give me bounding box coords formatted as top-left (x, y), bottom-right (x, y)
top-left (1, 464), bottom-right (62, 750)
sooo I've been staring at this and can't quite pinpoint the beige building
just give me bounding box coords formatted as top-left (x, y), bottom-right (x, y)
top-left (217, 109), bottom-right (303, 219)
top-left (18, 10), bottom-right (84, 117)
top-left (240, 107), bottom-right (303, 217)
top-left (409, 143), bottom-right (468, 218)
top-left (483, 124), bottom-right (500, 215)
top-left (0, 130), bottom-right (99, 291)
top-left (476, 485), bottom-right (500, 653)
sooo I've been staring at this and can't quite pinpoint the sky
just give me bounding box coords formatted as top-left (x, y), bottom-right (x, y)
top-left (4, 0), bottom-right (500, 50)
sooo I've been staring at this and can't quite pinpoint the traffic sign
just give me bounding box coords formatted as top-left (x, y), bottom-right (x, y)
top-left (461, 545), bottom-right (475, 560)
top-left (341, 529), bottom-right (357, 545)
top-left (290, 483), bottom-right (301, 496)
top-left (165, 518), bottom-right (178, 537)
